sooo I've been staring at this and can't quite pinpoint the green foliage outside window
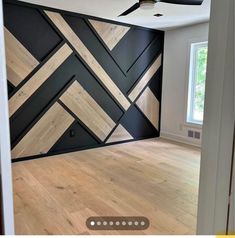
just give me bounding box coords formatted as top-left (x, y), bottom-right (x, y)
top-left (193, 46), bottom-right (208, 121)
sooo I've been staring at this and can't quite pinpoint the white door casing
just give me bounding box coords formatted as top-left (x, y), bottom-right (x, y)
top-left (0, 0), bottom-right (15, 234)
top-left (197, 0), bottom-right (234, 234)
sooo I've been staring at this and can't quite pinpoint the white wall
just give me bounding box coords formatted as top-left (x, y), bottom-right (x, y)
top-left (161, 22), bottom-right (209, 147)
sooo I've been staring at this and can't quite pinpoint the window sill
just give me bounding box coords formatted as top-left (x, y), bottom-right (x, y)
top-left (184, 121), bottom-right (203, 129)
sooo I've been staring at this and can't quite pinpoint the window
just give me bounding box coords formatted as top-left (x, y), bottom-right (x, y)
top-left (187, 42), bottom-right (208, 125)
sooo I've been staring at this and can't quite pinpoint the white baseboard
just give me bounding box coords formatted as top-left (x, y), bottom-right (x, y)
top-left (160, 131), bottom-right (201, 148)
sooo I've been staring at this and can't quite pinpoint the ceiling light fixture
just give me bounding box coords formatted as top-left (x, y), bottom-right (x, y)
top-left (140, 0), bottom-right (157, 10)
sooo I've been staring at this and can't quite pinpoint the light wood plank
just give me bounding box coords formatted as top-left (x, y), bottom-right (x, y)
top-left (11, 102), bottom-right (74, 159)
top-left (136, 87), bottom-right (160, 130)
top-left (13, 164), bottom-right (79, 235)
top-left (9, 43), bottom-right (73, 117)
top-left (60, 80), bottom-right (116, 141)
top-left (12, 138), bottom-right (200, 235)
top-left (106, 124), bottom-right (133, 143)
top-left (4, 28), bottom-right (39, 86)
top-left (128, 54), bottom-right (162, 102)
top-left (45, 11), bottom-right (130, 111)
top-left (89, 20), bottom-right (130, 51)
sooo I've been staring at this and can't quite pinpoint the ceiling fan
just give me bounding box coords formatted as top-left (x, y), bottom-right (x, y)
top-left (118, 0), bottom-right (204, 16)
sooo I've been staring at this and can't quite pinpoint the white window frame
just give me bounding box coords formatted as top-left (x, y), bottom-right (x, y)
top-left (187, 41), bottom-right (208, 125)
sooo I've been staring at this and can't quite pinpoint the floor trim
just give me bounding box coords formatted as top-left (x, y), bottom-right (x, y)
top-left (160, 131), bottom-right (201, 148)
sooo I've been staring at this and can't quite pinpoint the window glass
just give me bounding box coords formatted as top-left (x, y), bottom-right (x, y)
top-left (187, 42), bottom-right (208, 125)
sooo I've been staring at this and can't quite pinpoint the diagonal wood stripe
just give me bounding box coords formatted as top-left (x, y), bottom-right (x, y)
top-left (106, 124), bottom-right (133, 144)
top-left (128, 54), bottom-right (162, 102)
top-left (60, 80), bottom-right (116, 141)
top-left (45, 11), bottom-right (130, 111)
top-left (136, 87), bottom-right (160, 130)
top-left (9, 43), bottom-right (73, 117)
top-left (4, 27), bottom-right (39, 87)
top-left (11, 102), bottom-right (74, 159)
top-left (89, 19), bottom-right (130, 51)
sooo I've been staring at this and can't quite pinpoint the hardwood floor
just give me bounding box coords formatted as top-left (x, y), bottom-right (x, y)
top-left (12, 138), bottom-right (201, 235)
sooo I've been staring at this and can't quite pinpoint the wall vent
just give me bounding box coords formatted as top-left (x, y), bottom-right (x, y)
top-left (188, 130), bottom-right (194, 138)
top-left (194, 131), bottom-right (201, 139)
top-left (188, 130), bottom-right (201, 140)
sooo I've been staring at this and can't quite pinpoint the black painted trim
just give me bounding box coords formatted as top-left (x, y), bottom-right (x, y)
top-left (8, 40), bottom-right (65, 102)
top-left (85, 18), bottom-right (127, 77)
top-left (12, 136), bottom-right (159, 163)
top-left (57, 100), bottom-right (103, 144)
top-left (41, 10), bottom-right (129, 112)
top-left (11, 75), bottom-right (77, 148)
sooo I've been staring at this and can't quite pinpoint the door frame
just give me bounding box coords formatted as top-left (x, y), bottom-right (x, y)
top-left (228, 157), bottom-right (234, 233)
top-left (0, 0), bottom-right (15, 234)
top-left (197, 0), bottom-right (234, 234)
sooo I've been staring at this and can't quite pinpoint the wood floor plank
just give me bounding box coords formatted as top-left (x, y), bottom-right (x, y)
top-left (14, 164), bottom-right (79, 235)
top-left (106, 124), bottom-right (133, 143)
top-left (4, 27), bottom-right (39, 86)
top-left (89, 20), bottom-right (130, 51)
top-left (13, 138), bottom-right (200, 235)
top-left (11, 102), bottom-right (74, 159)
top-left (128, 54), bottom-right (162, 102)
top-left (136, 87), bottom-right (160, 130)
top-left (9, 43), bottom-right (73, 117)
top-left (45, 11), bottom-right (130, 111)
top-left (60, 80), bottom-right (116, 141)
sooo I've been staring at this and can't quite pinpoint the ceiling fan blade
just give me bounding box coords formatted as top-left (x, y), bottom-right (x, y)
top-left (159, 0), bottom-right (203, 5)
top-left (118, 2), bottom-right (140, 16)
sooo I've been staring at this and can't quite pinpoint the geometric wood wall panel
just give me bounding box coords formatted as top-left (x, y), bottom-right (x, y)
top-left (136, 87), bottom-right (160, 131)
top-left (111, 28), bottom-right (158, 73)
top-left (4, 27), bottom-right (39, 87)
top-left (11, 102), bottom-right (74, 159)
top-left (10, 57), bottom-right (78, 144)
top-left (8, 43), bottom-right (73, 117)
top-left (148, 69), bottom-right (162, 102)
top-left (50, 121), bottom-right (99, 154)
top-left (89, 20), bottom-right (130, 51)
top-left (63, 15), bottom-right (129, 94)
top-left (45, 10), bottom-right (131, 111)
top-left (4, 0), bottom-right (164, 161)
top-left (60, 81), bottom-right (116, 141)
top-left (126, 36), bottom-right (162, 92)
top-left (119, 105), bottom-right (159, 139)
top-left (3, 2), bottom-right (62, 61)
top-left (128, 54), bottom-right (162, 102)
top-left (106, 124), bottom-right (133, 144)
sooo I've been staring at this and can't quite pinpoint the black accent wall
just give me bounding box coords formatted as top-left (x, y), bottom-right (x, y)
top-left (4, 0), bottom-right (164, 162)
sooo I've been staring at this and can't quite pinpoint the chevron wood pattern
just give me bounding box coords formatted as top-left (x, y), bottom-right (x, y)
top-left (89, 20), bottom-right (130, 51)
top-left (4, 27), bottom-right (39, 86)
top-left (106, 124), bottom-right (133, 143)
top-left (136, 87), bottom-right (160, 130)
top-left (9, 43), bottom-right (73, 117)
top-left (4, 0), bottom-right (163, 161)
top-left (129, 54), bottom-right (162, 102)
top-left (45, 11), bottom-right (131, 111)
top-left (60, 81), bottom-right (116, 141)
top-left (11, 102), bottom-right (74, 159)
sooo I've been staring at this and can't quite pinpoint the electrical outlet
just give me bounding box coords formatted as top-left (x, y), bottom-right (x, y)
top-left (69, 129), bottom-right (75, 137)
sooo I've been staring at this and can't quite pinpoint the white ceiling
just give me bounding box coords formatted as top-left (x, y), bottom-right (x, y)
top-left (18, 0), bottom-right (211, 30)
